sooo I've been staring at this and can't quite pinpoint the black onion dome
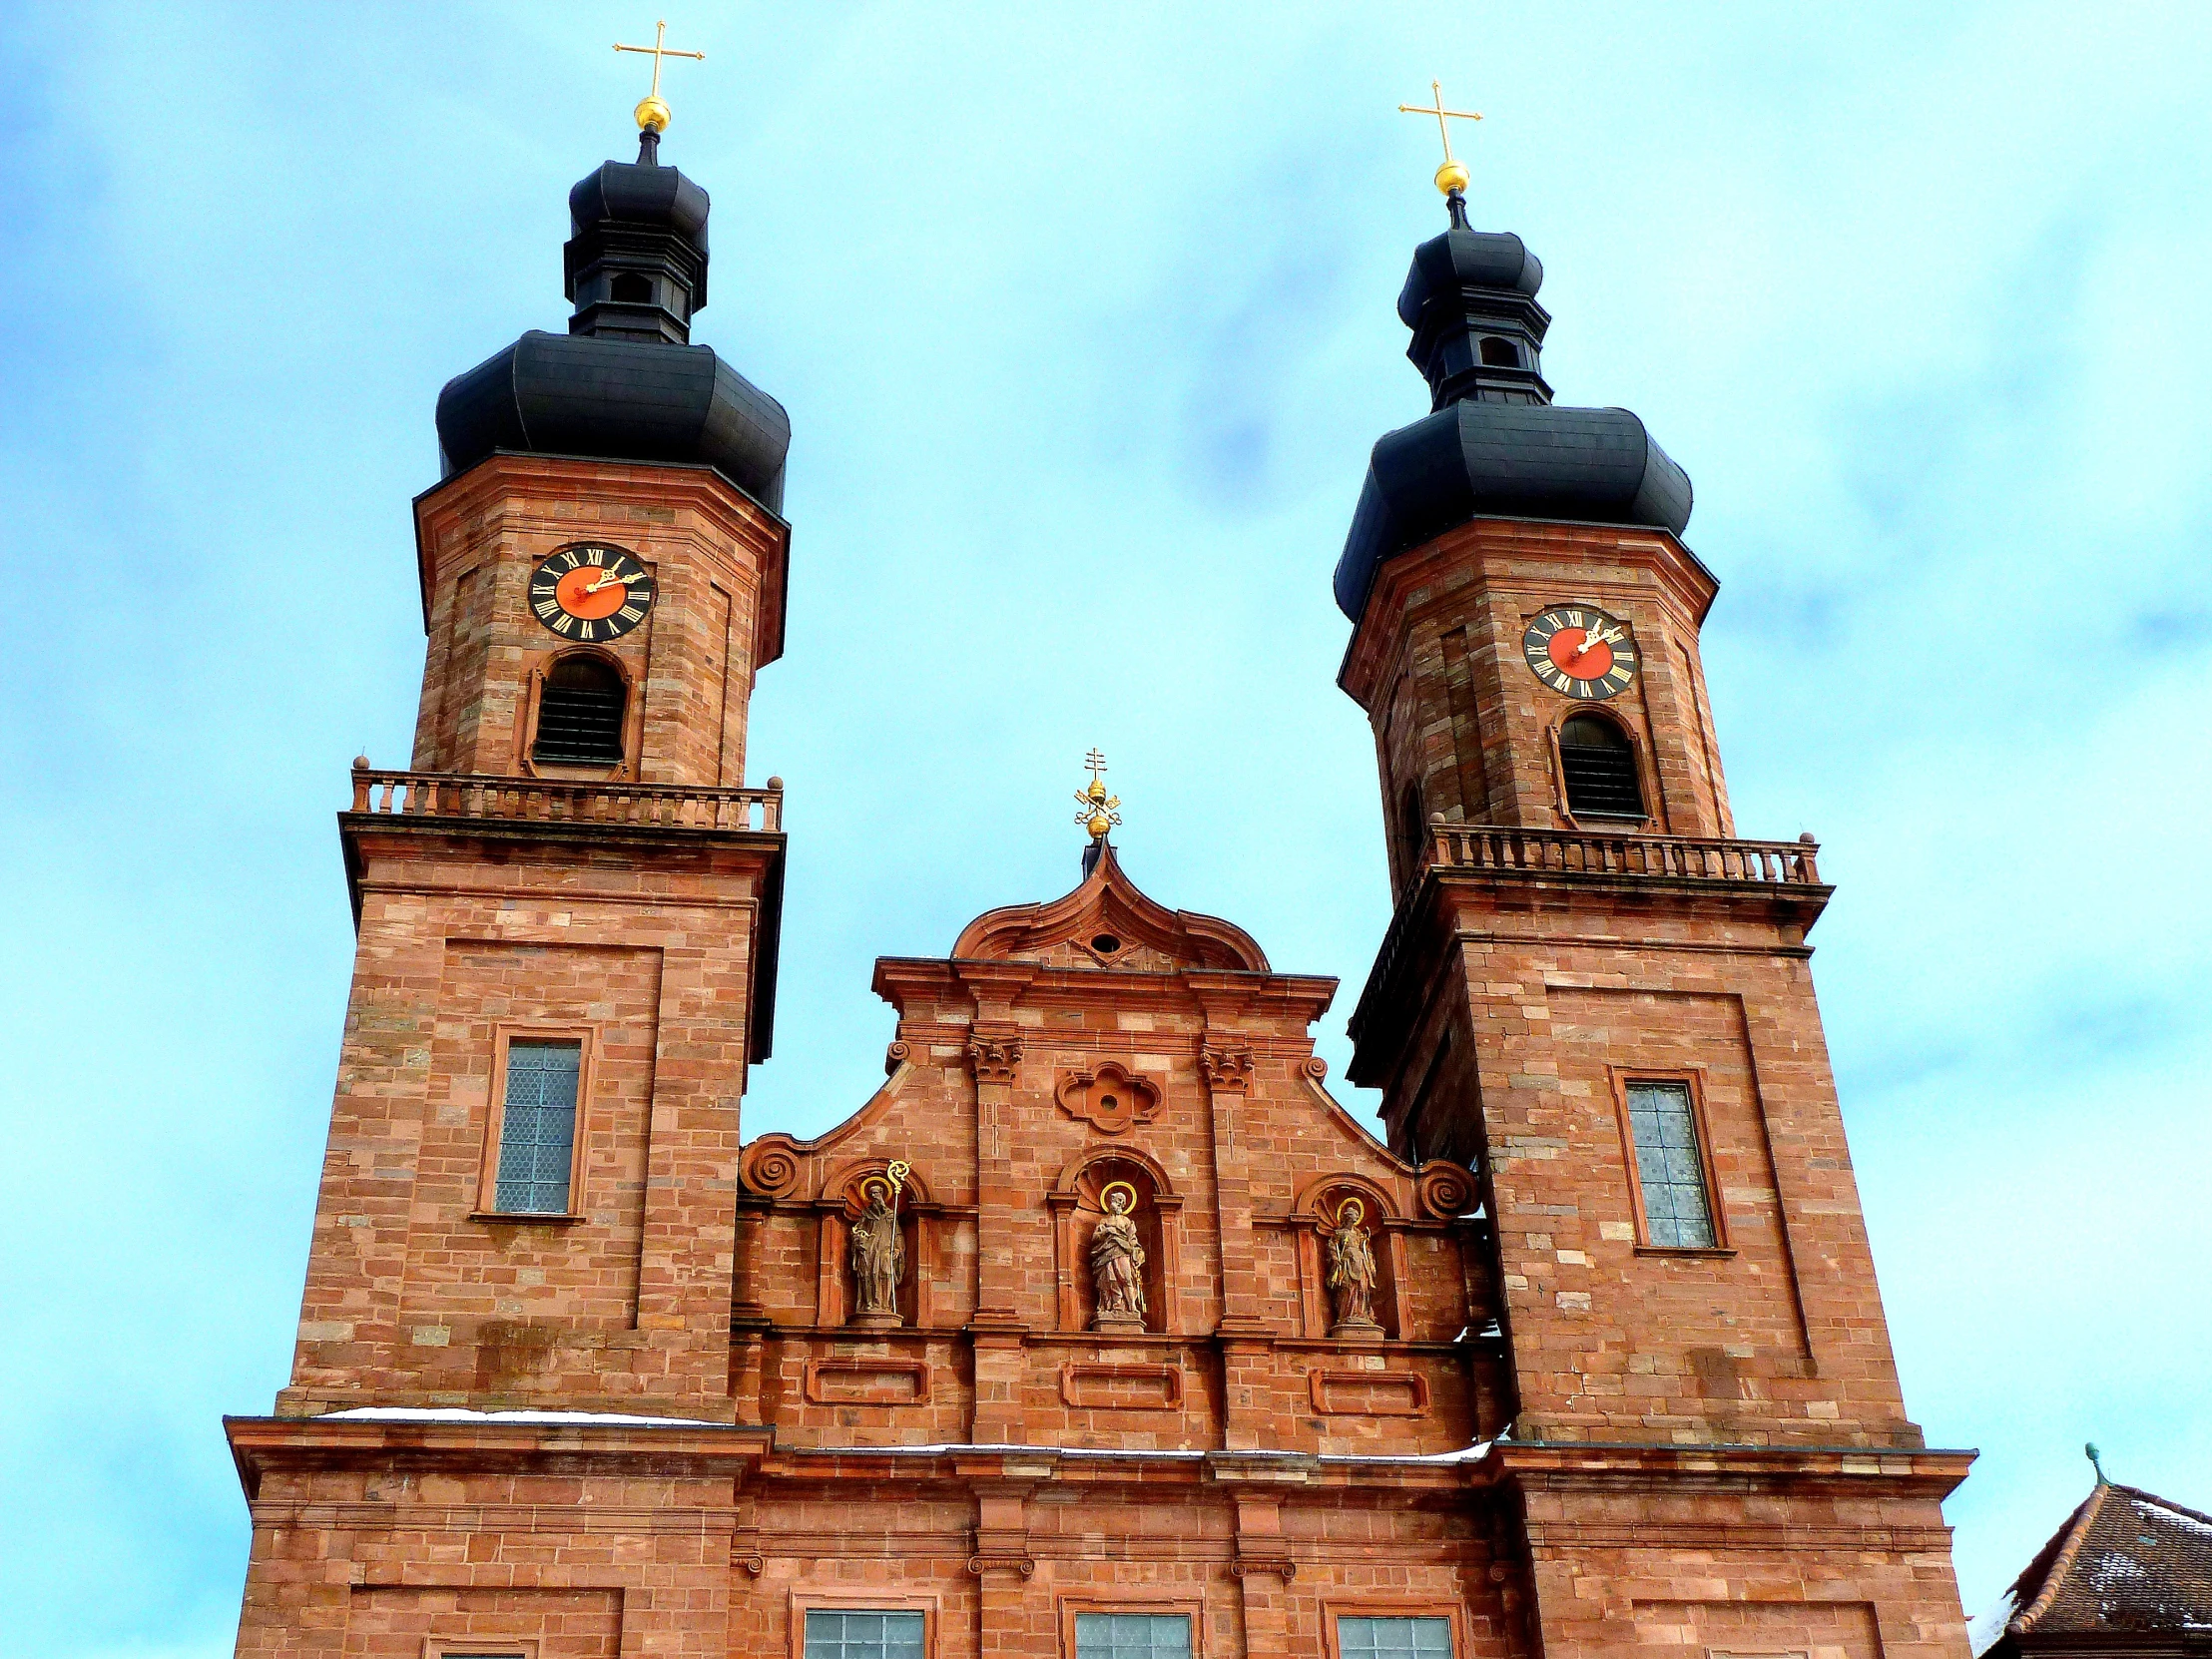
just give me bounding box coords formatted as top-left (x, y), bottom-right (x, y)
top-left (1333, 218), bottom-right (1691, 623)
top-left (433, 137), bottom-right (791, 511)
top-left (435, 331), bottom-right (792, 511)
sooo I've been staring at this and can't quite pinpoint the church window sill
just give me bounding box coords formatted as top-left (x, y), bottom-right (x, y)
top-left (468, 1210), bottom-right (585, 1225)
top-left (1632, 1245), bottom-right (1737, 1259)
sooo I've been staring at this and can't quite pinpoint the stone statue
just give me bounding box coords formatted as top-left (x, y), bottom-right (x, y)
top-left (1326, 1198), bottom-right (1381, 1336)
top-left (1089, 1184), bottom-right (1148, 1331)
top-left (848, 1178), bottom-right (904, 1327)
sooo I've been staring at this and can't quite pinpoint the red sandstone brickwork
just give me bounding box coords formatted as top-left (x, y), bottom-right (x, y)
top-left (278, 821), bottom-right (775, 1419)
top-left (409, 454), bottom-right (787, 789)
top-left (1343, 520), bottom-right (1738, 904)
top-left (233, 438), bottom-right (1977, 1659)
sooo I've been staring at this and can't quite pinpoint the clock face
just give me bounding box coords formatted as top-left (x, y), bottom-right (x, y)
top-left (1522, 604), bottom-right (1638, 700)
top-left (527, 545), bottom-right (656, 643)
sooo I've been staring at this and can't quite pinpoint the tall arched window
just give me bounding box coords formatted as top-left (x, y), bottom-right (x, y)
top-left (1558, 714), bottom-right (1645, 821)
top-left (532, 654), bottom-right (627, 767)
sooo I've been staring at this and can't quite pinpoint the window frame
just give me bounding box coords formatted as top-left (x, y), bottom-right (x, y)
top-left (1322, 1601), bottom-right (1469, 1659)
top-left (473, 1024), bottom-right (597, 1223)
top-left (1608, 1067), bottom-right (1732, 1256)
top-left (423, 1642), bottom-right (538, 1659)
top-left (1549, 707), bottom-right (1656, 828)
top-left (518, 645), bottom-right (639, 781)
top-left (1058, 1595), bottom-right (1206, 1659)
top-left (790, 1593), bottom-right (938, 1659)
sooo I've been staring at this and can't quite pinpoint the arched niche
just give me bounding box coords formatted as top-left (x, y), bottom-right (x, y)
top-left (815, 1158), bottom-right (935, 1331)
top-left (1048, 1146), bottom-right (1185, 1335)
top-left (1292, 1172), bottom-right (1407, 1341)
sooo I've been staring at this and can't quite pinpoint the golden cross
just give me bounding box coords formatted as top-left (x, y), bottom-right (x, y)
top-left (1397, 78), bottom-right (1482, 199)
top-left (1084, 748), bottom-right (1109, 783)
top-left (614, 20), bottom-right (705, 132)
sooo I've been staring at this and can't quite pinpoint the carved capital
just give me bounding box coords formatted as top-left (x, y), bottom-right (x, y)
top-left (966, 1553), bottom-right (1036, 1578)
top-left (967, 1031), bottom-right (1024, 1086)
top-left (1200, 1042), bottom-right (1256, 1095)
top-left (1230, 1556), bottom-right (1298, 1580)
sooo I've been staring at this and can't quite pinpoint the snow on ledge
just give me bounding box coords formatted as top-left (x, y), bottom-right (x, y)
top-left (316, 1406), bottom-right (737, 1428)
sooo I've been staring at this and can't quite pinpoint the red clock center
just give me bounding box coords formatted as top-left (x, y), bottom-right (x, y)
top-left (1548, 629), bottom-right (1612, 678)
top-left (554, 565), bottom-right (629, 621)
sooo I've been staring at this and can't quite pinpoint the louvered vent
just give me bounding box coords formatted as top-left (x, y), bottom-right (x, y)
top-left (532, 656), bottom-right (626, 766)
top-left (1559, 715), bottom-right (1645, 820)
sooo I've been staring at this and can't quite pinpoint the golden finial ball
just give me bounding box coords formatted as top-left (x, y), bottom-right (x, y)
top-left (1087, 812), bottom-right (1112, 838)
top-left (635, 95), bottom-right (673, 134)
top-left (1434, 158), bottom-right (1470, 197)
top-left (1087, 779), bottom-right (1108, 803)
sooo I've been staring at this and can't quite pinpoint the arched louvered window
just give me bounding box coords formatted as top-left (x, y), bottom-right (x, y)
top-left (532, 654), bottom-right (627, 767)
top-left (1559, 714), bottom-right (1645, 821)
top-left (1478, 334), bottom-right (1519, 367)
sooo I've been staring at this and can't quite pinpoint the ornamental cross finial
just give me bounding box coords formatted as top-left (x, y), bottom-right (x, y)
top-left (1397, 78), bottom-right (1482, 212)
top-left (1075, 749), bottom-right (1122, 841)
top-left (614, 19), bottom-right (706, 135)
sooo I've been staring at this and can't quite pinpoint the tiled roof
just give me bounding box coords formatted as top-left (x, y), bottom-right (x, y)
top-left (1978, 1480), bottom-right (2212, 1653)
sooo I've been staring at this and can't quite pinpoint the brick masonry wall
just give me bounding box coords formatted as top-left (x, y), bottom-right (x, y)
top-left (278, 823), bottom-right (774, 1419)
top-left (409, 455), bottom-right (786, 789)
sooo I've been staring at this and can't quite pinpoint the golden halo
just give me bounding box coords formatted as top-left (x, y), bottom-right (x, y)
top-left (861, 1177), bottom-right (892, 1203)
top-left (1098, 1180), bottom-right (1139, 1213)
top-left (1336, 1196), bottom-right (1365, 1227)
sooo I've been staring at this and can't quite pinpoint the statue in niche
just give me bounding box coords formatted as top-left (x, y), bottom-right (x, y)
top-left (1326, 1197), bottom-right (1382, 1337)
top-left (848, 1175), bottom-right (905, 1327)
top-left (1089, 1182), bottom-right (1148, 1332)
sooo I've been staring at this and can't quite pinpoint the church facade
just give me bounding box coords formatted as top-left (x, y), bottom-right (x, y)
top-left (223, 102), bottom-right (1976, 1659)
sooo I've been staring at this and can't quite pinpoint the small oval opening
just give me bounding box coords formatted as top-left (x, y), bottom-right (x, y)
top-left (1090, 933), bottom-right (1121, 954)
top-left (1100, 1095), bottom-right (1118, 1110)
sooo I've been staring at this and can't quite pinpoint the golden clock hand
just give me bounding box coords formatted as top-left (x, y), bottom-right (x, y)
top-left (584, 568), bottom-right (644, 593)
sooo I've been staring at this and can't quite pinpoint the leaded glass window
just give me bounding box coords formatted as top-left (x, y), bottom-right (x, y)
top-left (1625, 1080), bottom-right (1717, 1248)
top-left (1074, 1612), bottom-right (1192, 1659)
top-left (1339, 1616), bottom-right (1454, 1658)
top-left (803, 1609), bottom-right (925, 1659)
top-left (494, 1039), bottom-right (581, 1214)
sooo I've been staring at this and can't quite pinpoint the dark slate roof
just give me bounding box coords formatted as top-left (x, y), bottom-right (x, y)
top-left (434, 329), bottom-right (791, 511)
top-left (1333, 216), bottom-right (1694, 625)
top-left (1333, 399), bottom-right (1693, 620)
top-left (1398, 227), bottom-right (1542, 323)
top-left (1973, 1482), bottom-right (2212, 1656)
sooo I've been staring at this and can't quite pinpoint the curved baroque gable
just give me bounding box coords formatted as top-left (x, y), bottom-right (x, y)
top-left (951, 842), bottom-right (1269, 970)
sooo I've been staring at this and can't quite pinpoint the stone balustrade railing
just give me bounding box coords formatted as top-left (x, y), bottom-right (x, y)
top-left (348, 768), bottom-right (783, 833)
top-left (1427, 824), bottom-right (1820, 886)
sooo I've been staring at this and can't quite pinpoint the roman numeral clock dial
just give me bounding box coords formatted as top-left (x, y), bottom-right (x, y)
top-left (1522, 604), bottom-right (1639, 699)
top-left (527, 545), bottom-right (657, 642)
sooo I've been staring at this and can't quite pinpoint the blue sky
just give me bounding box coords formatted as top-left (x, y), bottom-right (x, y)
top-left (2, 3), bottom-right (2207, 1653)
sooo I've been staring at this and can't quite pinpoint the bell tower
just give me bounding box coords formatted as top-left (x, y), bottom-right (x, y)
top-left (1333, 111), bottom-right (1973, 1659)
top-left (274, 104), bottom-right (792, 1425)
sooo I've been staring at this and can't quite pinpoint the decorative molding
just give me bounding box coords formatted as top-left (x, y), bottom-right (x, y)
top-left (884, 1039), bottom-right (911, 1075)
top-left (737, 1553), bottom-right (766, 1576)
top-left (740, 1135), bottom-right (804, 1200)
top-left (1307, 1368), bottom-right (1430, 1417)
top-left (1302, 1055), bottom-right (1329, 1080)
top-left (1199, 1043), bottom-right (1256, 1094)
top-left (968, 1033), bottom-right (1024, 1086)
top-left (1414, 1160), bottom-right (1477, 1221)
top-left (1231, 1557), bottom-right (1299, 1580)
top-left (1059, 1362), bottom-right (1184, 1411)
top-left (1055, 1062), bottom-right (1164, 1135)
top-left (804, 1357), bottom-right (931, 1405)
top-left (966, 1553), bottom-right (1036, 1578)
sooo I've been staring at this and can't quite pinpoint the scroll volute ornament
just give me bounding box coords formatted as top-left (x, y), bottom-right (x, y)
top-left (1414, 1160), bottom-right (1477, 1220)
top-left (1055, 1062), bottom-right (1163, 1135)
